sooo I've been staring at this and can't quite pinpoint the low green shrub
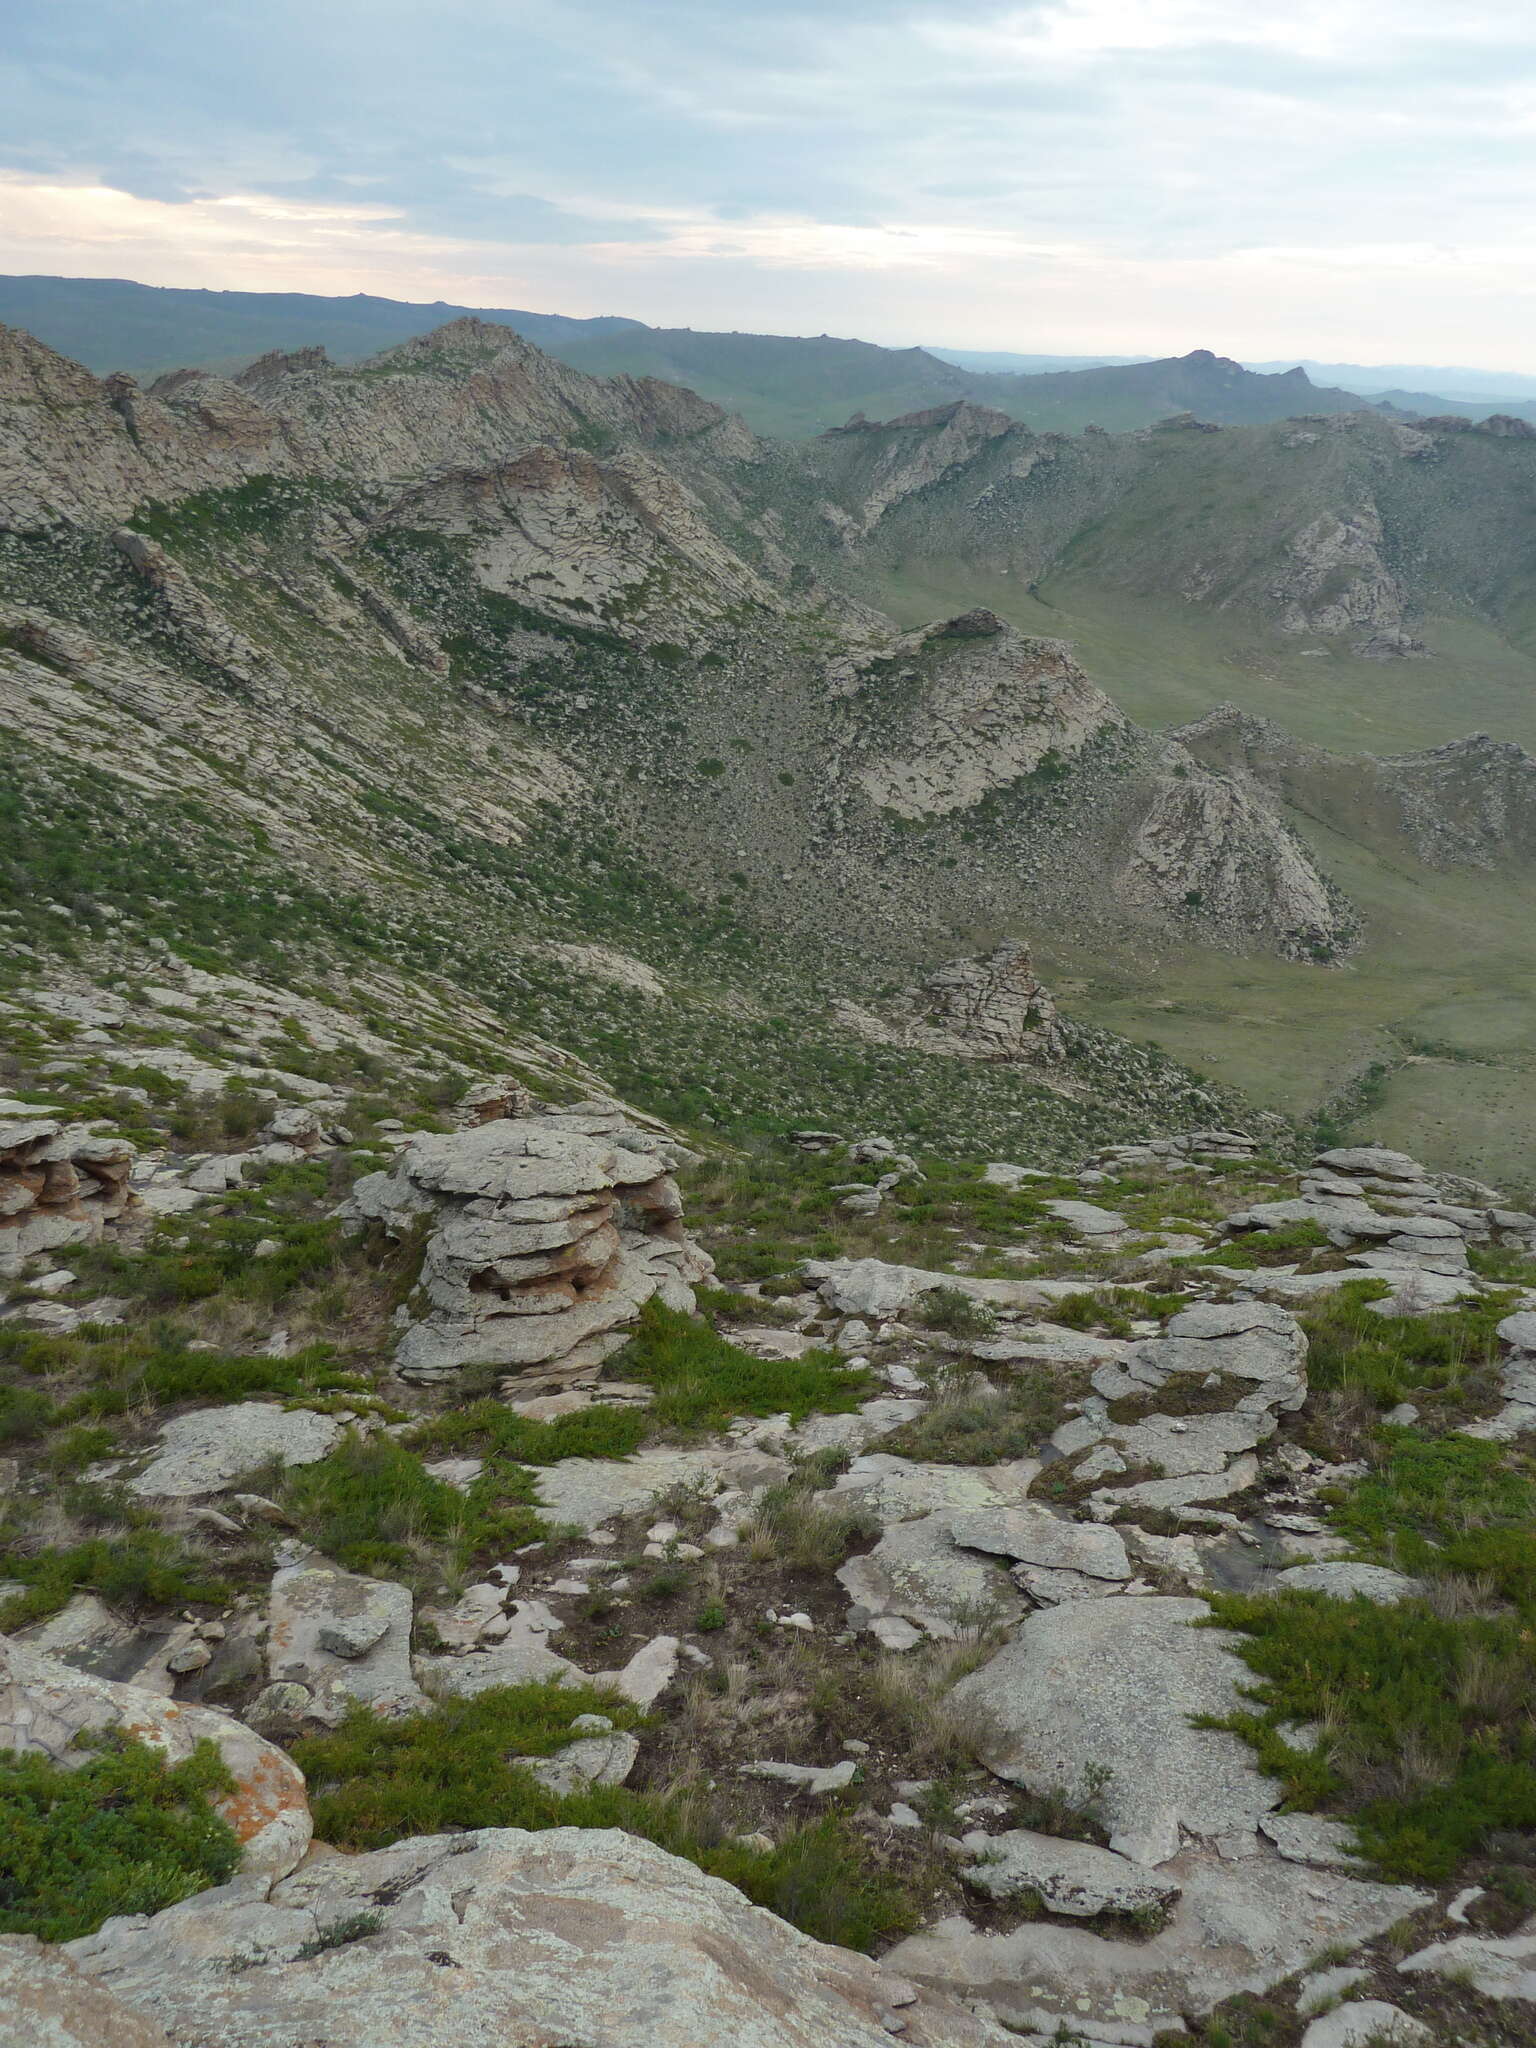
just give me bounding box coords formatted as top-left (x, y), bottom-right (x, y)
top-left (294, 1683), bottom-right (912, 1950)
top-left (885, 1366), bottom-right (1078, 1466)
top-left (914, 1286), bottom-right (997, 1338)
top-left (0, 1529), bottom-right (228, 1632)
top-left (278, 1433), bottom-right (544, 1585)
top-left (1203, 1587), bottom-right (1536, 1883)
top-left (0, 1734), bottom-right (238, 1940)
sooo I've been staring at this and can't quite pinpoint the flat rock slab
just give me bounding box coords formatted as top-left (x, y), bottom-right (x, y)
top-left (1301, 2002), bottom-right (1430, 2047)
top-left (953, 1596), bottom-right (1279, 1865)
top-left (960, 1827), bottom-right (1180, 1917)
top-left (948, 1505), bottom-right (1131, 1581)
top-left (123, 1404), bottom-right (343, 1498)
top-left (63, 1826), bottom-right (1015, 2048)
top-left (267, 1563), bottom-right (424, 1718)
top-left (886, 1850), bottom-right (1429, 2043)
top-left (1398, 1923), bottom-right (1536, 2003)
top-left (1043, 1200), bottom-right (1128, 1239)
top-left (1271, 1562), bottom-right (1424, 1604)
top-left (839, 1514), bottom-right (1024, 1639)
top-left (530, 1446), bottom-right (737, 1532)
top-left (835, 1454), bottom-right (1036, 1527)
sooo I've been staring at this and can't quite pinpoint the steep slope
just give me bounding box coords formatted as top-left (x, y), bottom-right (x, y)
top-left (797, 402), bottom-right (1536, 654)
top-left (1177, 705), bottom-right (1536, 870)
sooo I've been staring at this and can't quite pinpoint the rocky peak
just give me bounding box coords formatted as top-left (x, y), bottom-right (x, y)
top-left (901, 941), bottom-right (1067, 1063)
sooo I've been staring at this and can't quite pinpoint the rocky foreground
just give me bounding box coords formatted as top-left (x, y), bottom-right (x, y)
top-left (3, 1024), bottom-right (1536, 2046)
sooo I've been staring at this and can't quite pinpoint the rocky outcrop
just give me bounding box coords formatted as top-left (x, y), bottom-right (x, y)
top-left (0, 1635), bottom-right (311, 1877)
top-left (1177, 705), bottom-right (1536, 872)
top-left (894, 941), bottom-right (1066, 1063)
top-left (1126, 761), bottom-right (1358, 960)
top-left (380, 441), bottom-right (778, 644)
top-left (0, 1115), bottom-right (135, 1267)
top-left (345, 1102), bottom-right (712, 1383)
top-left (846, 618), bottom-right (1126, 819)
top-left (59, 1825), bottom-right (1013, 2048)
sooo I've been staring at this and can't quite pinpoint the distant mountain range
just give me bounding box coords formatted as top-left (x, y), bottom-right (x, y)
top-left (4, 273), bottom-right (1534, 439)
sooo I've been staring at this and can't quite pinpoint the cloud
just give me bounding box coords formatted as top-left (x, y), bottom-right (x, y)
top-left (3, 0), bottom-right (1536, 367)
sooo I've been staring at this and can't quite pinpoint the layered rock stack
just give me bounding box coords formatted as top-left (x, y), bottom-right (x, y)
top-left (345, 1101), bottom-right (713, 1385)
top-left (902, 941), bottom-right (1067, 1064)
top-left (0, 1115), bottom-right (136, 1267)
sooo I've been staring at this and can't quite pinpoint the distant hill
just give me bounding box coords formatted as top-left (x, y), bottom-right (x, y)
top-left (0, 275), bottom-right (641, 381)
top-left (0, 275), bottom-right (1384, 439)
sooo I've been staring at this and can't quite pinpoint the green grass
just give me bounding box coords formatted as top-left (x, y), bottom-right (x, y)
top-left (276, 1433), bottom-right (544, 1587)
top-left (1297, 1284), bottom-right (1513, 1418)
top-left (0, 1528), bottom-right (229, 1632)
top-left (1203, 1588), bottom-right (1536, 1883)
top-left (1333, 1431), bottom-right (1536, 1611)
top-left (293, 1682), bottom-right (913, 1950)
top-left (0, 1734), bottom-right (239, 1941)
top-left (1206, 1432), bottom-right (1536, 1884)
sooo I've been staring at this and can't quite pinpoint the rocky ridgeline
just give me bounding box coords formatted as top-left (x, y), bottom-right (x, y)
top-left (4, 1101), bottom-right (1536, 2044)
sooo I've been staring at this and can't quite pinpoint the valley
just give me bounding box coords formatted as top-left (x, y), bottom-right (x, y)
top-left (4, 304), bottom-right (1536, 2048)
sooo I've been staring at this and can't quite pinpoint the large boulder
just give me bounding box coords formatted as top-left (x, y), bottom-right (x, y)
top-left (62, 1825), bottom-right (1014, 2048)
top-left (0, 1635), bottom-right (311, 1877)
top-left (0, 1937), bottom-right (174, 2048)
top-left (345, 1109), bottom-right (713, 1383)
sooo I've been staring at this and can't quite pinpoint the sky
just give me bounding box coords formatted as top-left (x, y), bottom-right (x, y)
top-left (4, 0), bottom-right (1536, 368)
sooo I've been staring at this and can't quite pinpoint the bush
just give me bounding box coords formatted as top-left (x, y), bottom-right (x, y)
top-left (294, 1683), bottom-right (913, 1950)
top-left (0, 1734), bottom-right (238, 1940)
top-left (0, 1530), bottom-right (228, 1632)
top-left (885, 1366), bottom-right (1077, 1466)
top-left (278, 1432), bottom-right (543, 1585)
top-left (914, 1286), bottom-right (997, 1338)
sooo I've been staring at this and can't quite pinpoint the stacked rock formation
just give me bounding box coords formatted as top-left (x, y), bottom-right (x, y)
top-left (900, 941), bottom-right (1067, 1064)
top-left (0, 1115), bottom-right (136, 1267)
top-left (345, 1100), bottom-right (713, 1385)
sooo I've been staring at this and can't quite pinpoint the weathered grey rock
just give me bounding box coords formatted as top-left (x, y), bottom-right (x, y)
top-left (520, 1730), bottom-right (640, 1795)
top-left (952, 1597), bottom-right (1280, 1865)
top-left (0, 1936), bottom-right (175, 2048)
top-left (1044, 1198), bottom-right (1129, 1239)
top-left (740, 1758), bottom-right (859, 1794)
top-left (1259, 1811), bottom-right (1364, 1867)
top-left (0, 1635), bottom-right (310, 1877)
top-left (1089, 1453), bottom-right (1261, 1515)
top-left (1301, 2002), bottom-right (1429, 2047)
top-left (886, 1852), bottom-right (1429, 2042)
top-left (1095, 1300), bottom-right (1307, 1419)
top-left (1296, 1964), bottom-right (1369, 2016)
top-left (838, 1514), bottom-right (1024, 1639)
top-left (62, 1825), bottom-right (1012, 2047)
top-left (530, 1445), bottom-right (748, 1532)
top-left (119, 1403), bottom-right (343, 1498)
top-left (1314, 1147), bottom-right (1425, 1180)
top-left (267, 1563), bottom-right (424, 1719)
top-left (894, 941), bottom-right (1067, 1064)
top-left (1397, 1921), bottom-right (1536, 2002)
top-left (835, 1453), bottom-right (1036, 1526)
top-left (948, 1506), bottom-right (1131, 1581)
top-left (959, 1828), bottom-right (1181, 1917)
top-left (344, 1115), bottom-right (712, 1382)
top-left (1271, 1562), bottom-right (1423, 1604)
top-left (1499, 1309), bottom-right (1536, 1353)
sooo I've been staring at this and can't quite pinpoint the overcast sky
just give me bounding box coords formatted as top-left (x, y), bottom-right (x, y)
top-left (4, 0), bottom-right (1535, 368)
